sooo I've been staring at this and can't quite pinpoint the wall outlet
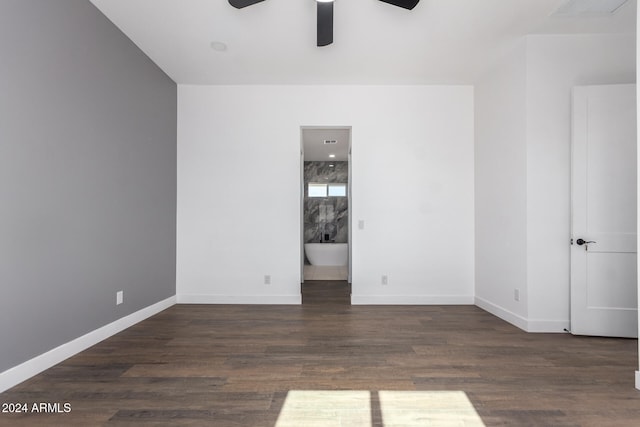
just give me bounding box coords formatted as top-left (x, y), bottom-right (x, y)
top-left (264, 275), bottom-right (271, 285)
top-left (116, 290), bottom-right (123, 305)
top-left (514, 288), bottom-right (520, 302)
top-left (381, 274), bottom-right (388, 285)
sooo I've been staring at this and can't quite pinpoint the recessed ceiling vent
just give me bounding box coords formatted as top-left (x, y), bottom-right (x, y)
top-left (552, 0), bottom-right (629, 16)
top-left (324, 140), bottom-right (338, 145)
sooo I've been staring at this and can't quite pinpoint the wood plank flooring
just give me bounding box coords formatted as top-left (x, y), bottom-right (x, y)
top-left (1, 298), bottom-right (639, 426)
top-left (301, 280), bottom-right (351, 305)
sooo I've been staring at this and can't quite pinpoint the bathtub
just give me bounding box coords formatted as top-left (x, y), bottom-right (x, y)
top-left (304, 243), bottom-right (348, 266)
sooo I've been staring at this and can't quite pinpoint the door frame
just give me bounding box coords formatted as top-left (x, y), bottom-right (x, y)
top-left (299, 126), bottom-right (352, 285)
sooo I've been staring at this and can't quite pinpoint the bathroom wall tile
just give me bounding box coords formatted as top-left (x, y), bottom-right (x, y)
top-left (304, 161), bottom-right (348, 244)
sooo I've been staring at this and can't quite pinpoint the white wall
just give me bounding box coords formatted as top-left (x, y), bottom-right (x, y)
top-left (177, 85), bottom-right (475, 304)
top-left (637, 4), bottom-right (640, 390)
top-left (526, 34), bottom-right (636, 330)
top-left (475, 33), bottom-right (636, 332)
top-left (474, 39), bottom-right (529, 327)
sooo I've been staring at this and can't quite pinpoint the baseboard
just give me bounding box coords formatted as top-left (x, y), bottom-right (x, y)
top-left (177, 294), bottom-right (302, 304)
top-left (474, 296), bottom-right (569, 333)
top-left (526, 318), bottom-right (570, 333)
top-left (0, 295), bottom-right (176, 393)
top-left (351, 295), bottom-right (475, 305)
top-left (474, 296), bottom-right (528, 331)
top-left (636, 371), bottom-right (640, 391)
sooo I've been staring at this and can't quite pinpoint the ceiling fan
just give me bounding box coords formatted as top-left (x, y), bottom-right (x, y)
top-left (228, 0), bottom-right (420, 47)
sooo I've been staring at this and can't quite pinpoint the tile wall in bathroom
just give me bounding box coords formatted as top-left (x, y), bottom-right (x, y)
top-left (303, 161), bottom-right (348, 244)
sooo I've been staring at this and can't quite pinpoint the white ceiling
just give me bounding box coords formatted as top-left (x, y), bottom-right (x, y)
top-left (90, 0), bottom-right (636, 85)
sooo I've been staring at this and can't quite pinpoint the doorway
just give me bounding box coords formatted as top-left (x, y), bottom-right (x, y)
top-left (300, 126), bottom-right (352, 304)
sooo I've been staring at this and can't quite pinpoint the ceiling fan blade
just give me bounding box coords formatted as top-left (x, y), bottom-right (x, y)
top-left (317, 1), bottom-right (334, 47)
top-left (228, 0), bottom-right (266, 9)
top-left (378, 0), bottom-right (420, 10)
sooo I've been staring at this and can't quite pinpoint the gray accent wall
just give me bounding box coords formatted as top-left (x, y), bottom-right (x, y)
top-left (0, 1), bottom-right (177, 373)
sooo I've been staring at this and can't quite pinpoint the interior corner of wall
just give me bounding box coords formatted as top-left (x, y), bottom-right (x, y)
top-left (474, 296), bottom-right (528, 332)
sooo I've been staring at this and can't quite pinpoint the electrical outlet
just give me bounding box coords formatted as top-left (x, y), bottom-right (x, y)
top-left (116, 290), bottom-right (123, 305)
top-left (381, 275), bottom-right (388, 285)
top-left (514, 288), bottom-right (520, 302)
top-left (264, 275), bottom-right (271, 285)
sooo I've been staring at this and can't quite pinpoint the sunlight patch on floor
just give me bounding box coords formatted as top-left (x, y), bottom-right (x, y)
top-left (275, 390), bottom-right (485, 427)
top-left (379, 391), bottom-right (485, 426)
top-left (275, 390), bottom-right (370, 427)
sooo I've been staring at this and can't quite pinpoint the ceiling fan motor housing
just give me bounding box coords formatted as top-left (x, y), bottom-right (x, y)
top-left (317, 1), bottom-right (334, 47)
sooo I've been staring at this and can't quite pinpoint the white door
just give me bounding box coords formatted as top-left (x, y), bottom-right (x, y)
top-left (571, 84), bottom-right (638, 338)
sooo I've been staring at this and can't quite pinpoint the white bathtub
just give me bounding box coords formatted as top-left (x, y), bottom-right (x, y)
top-left (304, 243), bottom-right (348, 266)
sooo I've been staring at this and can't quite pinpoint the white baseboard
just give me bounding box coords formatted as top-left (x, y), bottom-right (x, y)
top-left (177, 294), bottom-right (302, 304)
top-left (527, 318), bottom-right (570, 333)
top-left (0, 295), bottom-right (176, 393)
top-left (636, 371), bottom-right (640, 391)
top-left (474, 296), bottom-right (569, 333)
top-left (475, 296), bottom-right (528, 331)
top-left (351, 295), bottom-right (475, 305)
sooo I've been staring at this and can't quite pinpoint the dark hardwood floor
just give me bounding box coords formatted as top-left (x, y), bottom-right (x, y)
top-left (1, 291), bottom-right (639, 426)
top-left (302, 280), bottom-right (351, 305)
